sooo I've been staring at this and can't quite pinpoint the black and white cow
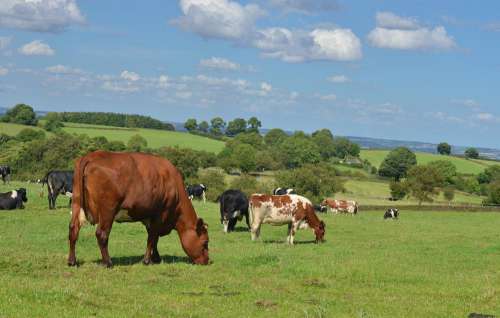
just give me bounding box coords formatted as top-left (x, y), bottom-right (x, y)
top-left (186, 184), bottom-right (207, 203)
top-left (0, 188), bottom-right (28, 210)
top-left (314, 204), bottom-right (328, 213)
top-left (41, 170), bottom-right (73, 209)
top-left (273, 187), bottom-right (296, 195)
top-left (0, 166), bottom-right (11, 185)
top-left (219, 189), bottom-right (250, 233)
top-left (384, 208), bottom-right (399, 220)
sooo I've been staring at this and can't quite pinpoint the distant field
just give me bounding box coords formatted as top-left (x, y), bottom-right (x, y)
top-left (0, 122), bottom-right (47, 135)
top-left (340, 179), bottom-right (484, 206)
top-left (360, 149), bottom-right (498, 175)
top-left (0, 122), bottom-right (225, 153)
top-left (0, 181), bottom-right (498, 317)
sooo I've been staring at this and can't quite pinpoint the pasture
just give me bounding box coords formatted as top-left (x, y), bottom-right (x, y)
top-left (360, 149), bottom-right (496, 175)
top-left (0, 122), bottom-right (225, 153)
top-left (1, 182), bottom-right (499, 317)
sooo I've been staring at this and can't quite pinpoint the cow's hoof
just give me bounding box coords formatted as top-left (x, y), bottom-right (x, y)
top-left (99, 261), bottom-right (113, 268)
top-left (151, 255), bottom-right (161, 264)
top-left (67, 259), bottom-right (78, 267)
top-left (143, 258), bottom-right (151, 266)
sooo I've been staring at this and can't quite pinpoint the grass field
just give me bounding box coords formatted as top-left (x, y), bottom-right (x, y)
top-left (360, 150), bottom-right (498, 175)
top-left (0, 122), bottom-right (225, 153)
top-left (1, 182), bottom-right (499, 317)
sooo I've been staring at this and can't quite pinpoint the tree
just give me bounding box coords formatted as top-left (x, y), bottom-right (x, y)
top-left (437, 142), bottom-right (451, 155)
top-left (247, 117), bottom-right (262, 133)
top-left (484, 181), bottom-right (500, 205)
top-left (210, 117), bottom-right (226, 136)
top-left (406, 165), bottom-right (444, 205)
top-left (44, 112), bottom-right (64, 132)
top-left (275, 163), bottom-right (344, 203)
top-left (1, 104), bottom-right (38, 126)
top-left (184, 118), bottom-right (198, 132)
top-left (477, 165), bottom-right (500, 184)
top-left (226, 118), bottom-right (247, 137)
top-left (378, 147), bottom-right (417, 181)
top-left (332, 137), bottom-right (360, 158)
top-left (443, 187), bottom-right (455, 205)
top-left (198, 121), bottom-right (209, 133)
top-left (264, 128), bottom-right (288, 147)
top-left (389, 181), bottom-right (407, 201)
top-left (127, 134), bottom-right (148, 152)
top-left (232, 144), bottom-right (257, 173)
top-left (465, 147), bottom-right (479, 159)
top-left (279, 135), bottom-right (321, 168)
top-left (427, 160), bottom-right (457, 184)
top-left (233, 132), bottom-right (263, 149)
top-left (312, 129), bottom-right (336, 160)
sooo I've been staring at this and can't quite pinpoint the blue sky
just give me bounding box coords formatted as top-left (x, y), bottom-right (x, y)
top-left (0, 0), bottom-right (499, 148)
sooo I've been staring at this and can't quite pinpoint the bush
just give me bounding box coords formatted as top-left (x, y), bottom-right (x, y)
top-left (229, 174), bottom-right (259, 197)
top-left (127, 134), bottom-right (148, 152)
top-left (43, 112), bottom-right (64, 132)
top-left (389, 181), bottom-right (407, 201)
top-left (484, 181), bottom-right (500, 205)
top-left (275, 163), bottom-right (344, 203)
top-left (406, 165), bottom-right (444, 205)
top-left (16, 128), bottom-right (45, 142)
top-left (443, 187), bottom-right (455, 204)
top-left (156, 147), bottom-right (203, 179)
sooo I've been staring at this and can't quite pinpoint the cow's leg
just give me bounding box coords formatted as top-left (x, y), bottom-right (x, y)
top-left (287, 223), bottom-right (293, 244)
top-left (68, 212), bottom-right (82, 266)
top-left (288, 221), bottom-right (300, 245)
top-left (95, 216), bottom-right (114, 268)
top-left (244, 210), bottom-right (251, 231)
top-left (202, 191), bottom-right (206, 203)
top-left (250, 219), bottom-right (262, 241)
top-left (228, 218), bottom-right (237, 232)
top-left (6, 174), bottom-right (10, 185)
top-left (143, 228), bottom-right (160, 265)
top-left (48, 193), bottom-right (54, 209)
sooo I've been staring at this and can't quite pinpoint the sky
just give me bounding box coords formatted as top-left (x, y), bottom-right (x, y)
top-left (0, 0), bottom-right (499, 148)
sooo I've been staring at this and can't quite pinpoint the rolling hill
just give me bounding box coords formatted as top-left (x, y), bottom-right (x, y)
top-left (360, 149), bottom-right (497, 175)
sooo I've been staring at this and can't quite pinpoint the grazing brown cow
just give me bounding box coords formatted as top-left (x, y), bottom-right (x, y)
top-left (249, 194), bottom-right (325, 244)
top-left (321, 198), bottom-right (358, 215)
top-left (67, 151), bottom-right (209, 267)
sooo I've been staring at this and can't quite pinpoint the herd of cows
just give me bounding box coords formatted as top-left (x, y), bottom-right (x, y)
top-left (0, 152), bottom-right (399, 267)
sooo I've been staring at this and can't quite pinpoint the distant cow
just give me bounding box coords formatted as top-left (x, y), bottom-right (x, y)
top-left (249, 194), bottom-right (325, 244)
top-left (0, 188), bottom-right (28, 210)
top-left (187, 184), bottom-right (207, 203)
top-left (321, 199), bottom-right (358, 215)
top-left (273, 187), bottom-right (296, 195)
top-left (384, 208), bottom-right (399, 220)
top-left (314, 204), bottom-right (328, 213)
top-left (0, 166), bottom-right (11, 184)
top-left (41, 171), bottom-right (73, 209)
top-left (219, 189), bottom-right (250, 233)
top-left (68, 151), bottom-right (209, 267)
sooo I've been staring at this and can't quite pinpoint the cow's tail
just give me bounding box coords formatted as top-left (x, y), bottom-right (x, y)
top-left (71, 157), bottom-right (92, 226)
top-left (39, 172), bottom-right (50, 197)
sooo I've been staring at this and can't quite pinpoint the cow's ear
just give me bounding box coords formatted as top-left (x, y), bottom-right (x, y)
top-left (196, 218), bottom-right (208, 235)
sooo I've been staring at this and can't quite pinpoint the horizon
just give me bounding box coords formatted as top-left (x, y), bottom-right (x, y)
top-left (1, 1), bottom-right (499, 148)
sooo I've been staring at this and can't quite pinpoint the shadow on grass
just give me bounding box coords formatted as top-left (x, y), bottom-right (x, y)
top-left (93, 254), bottom-right (191, 266)
top-left (231, 227), bottom-right (251, 233)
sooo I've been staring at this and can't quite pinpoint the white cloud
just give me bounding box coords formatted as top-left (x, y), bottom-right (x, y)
top-left (320, 94), bottom-right (337, 101)
top-left (376, 11), bottom-right (419, 30)
top-left (484, 22), bottom-right (500, 32)
top-left (327, 75), bottom-right (350, 83)
top-left (0, 66), bottom-right (8, 76)
top-left (176, 91), bottom-right (193, 99)
top-left (200, 57), bottom-right (240, 71)
top-left (0, 36), bottom-right (12, 50)
top-left (46, 64), bottom-right (82, 75)
top-left (0, 0), bottom-right (85, 32)
top-left (18, 40), bottom-right (55, 56)
top-left (120, 70), bottom-right (140, 81)
top-left (452, 98), bottom-right (480, 109)
top-left (158, 75), bottom-right (170, 88)
top-left (254, 27), bottom-right (362, 62)
top-left (173, 0), bottom-right (362, 63)
top-left (261, 81), bottom-right (272, 92)
top-left (269, 0), bottom-right (340, 14)
top-left (476, 113), bottom-right (495, 122)
top-left (172, 0), bottom-right (265, 41)
top-left (101, 81), bottom-right (139, 93)
top-left (368, 12), bottom-right (456, 50)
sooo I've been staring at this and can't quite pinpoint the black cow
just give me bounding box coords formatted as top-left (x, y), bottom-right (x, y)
top-left (384, 208), bottom-right (399, 220)
top-left (273, 187), bottom-right (296, 195)
top-left (0, 188), bottom-right (27, 210)
top-left (314, 204), bottom-right (328, 213)
top-left (41, 170), bottom-right (73, 209)
top-left (0, 166), bottom-right (11, 184)
top-left (186, 184), bottom-right (207, 203)
top-left (219, 189), bottom-right (250, 233)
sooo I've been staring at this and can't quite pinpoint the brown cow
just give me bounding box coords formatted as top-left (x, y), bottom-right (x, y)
top-left (321, 198), bottom-right (358, 215)
top-left (67, 151), bottom-right (209, 267)
top-left (249, 194), bottom-right (325, 244)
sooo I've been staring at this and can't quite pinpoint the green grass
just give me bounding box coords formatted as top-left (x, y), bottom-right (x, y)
top-left (1, 181), bottom-right (499, 317)
top-left (360, 150), bottom-right (499, 175)
top-left (0, 122), bottom-right (225, 153)
top-left (0, 122), bottom-right (47, 135)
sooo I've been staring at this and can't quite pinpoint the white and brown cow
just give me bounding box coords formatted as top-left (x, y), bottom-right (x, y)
top-left (321, 198), bottom-right (358, 215)
top-left (249, 194), bottom-right (325, 244)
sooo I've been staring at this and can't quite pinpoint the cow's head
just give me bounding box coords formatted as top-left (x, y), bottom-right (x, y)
top-left (17, 188), bottom-right (28, 202)
top-left (314, 221), bottom-right (326, 243)
top-left (182, 218), bottom-right (210, 265)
